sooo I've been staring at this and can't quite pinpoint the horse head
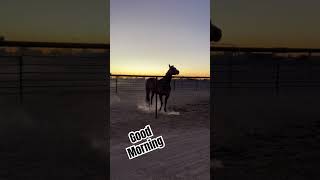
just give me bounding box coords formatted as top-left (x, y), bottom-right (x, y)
top-left (168, 64), bottom-right (179, 75)
top-left (211, 21), bottom-right (222, 42)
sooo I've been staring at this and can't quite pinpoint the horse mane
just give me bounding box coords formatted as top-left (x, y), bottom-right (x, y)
top-left (145, 65), bottom-right (179, 112)
top-left (162, 68), bottom-right (174, 82)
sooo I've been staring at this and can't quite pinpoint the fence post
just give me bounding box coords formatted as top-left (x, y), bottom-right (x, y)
top-left (229, 53), bottom-right (233, 89)
top-left (308, 52), bottom-right (312, 80)
top-left (155, 77), bottom-right (158, 119)
top-left (115, 76), bottom-right (118, 94)
top-left (275, 62), bottom-right (280, 96)
top-left (19, 55), bottom-right (23, 104)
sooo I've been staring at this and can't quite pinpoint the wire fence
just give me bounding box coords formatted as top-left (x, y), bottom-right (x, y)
top-left (110, 75), bottom-right (210, 94)
top-left (211, 47), bottom-right (320, 95)
top-left (0, 42), bottom-right (109, 103)
top-left (110, 75), bottom-right (210, 118)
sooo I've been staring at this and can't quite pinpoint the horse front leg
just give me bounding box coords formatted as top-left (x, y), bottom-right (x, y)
top-left (159, 95), bottom-right (163, 111)
top-left (164, 95), bottom-right (169, 112)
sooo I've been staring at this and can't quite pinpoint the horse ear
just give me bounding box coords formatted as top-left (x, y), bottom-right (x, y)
top-left (169, 64), bottom-right (171, 68)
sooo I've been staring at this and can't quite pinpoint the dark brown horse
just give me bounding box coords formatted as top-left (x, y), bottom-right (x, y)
top-left (211, 21), bottom-right (222, 42)
top-left (145, 65), bottom-right (179, 112)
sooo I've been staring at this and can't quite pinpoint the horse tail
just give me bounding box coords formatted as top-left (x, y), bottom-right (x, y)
top-left (146, 80), bottom-right (150, 103)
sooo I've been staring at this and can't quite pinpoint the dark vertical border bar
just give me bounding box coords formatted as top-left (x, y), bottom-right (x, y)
top-left (106, 0), bottom-right (110, 177)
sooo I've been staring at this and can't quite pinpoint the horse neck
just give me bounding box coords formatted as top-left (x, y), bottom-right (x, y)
top-left (162, 72), bottom-right (172, 83)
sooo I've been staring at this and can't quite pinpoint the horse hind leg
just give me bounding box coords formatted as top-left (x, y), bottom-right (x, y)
top-left (146, 87), bottom-right (150, 105)
top-left (159, 95), bottom-right (163, 111)
top-left (164, 95), bottom-right (169, 112)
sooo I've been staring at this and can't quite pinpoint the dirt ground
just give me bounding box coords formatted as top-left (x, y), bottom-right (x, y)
top-left (0, 94), bottom-right (108, 180)
top-left (110, 86), bottom-right (210, 180)
top-left (213, 95), bottom-right (320, 180)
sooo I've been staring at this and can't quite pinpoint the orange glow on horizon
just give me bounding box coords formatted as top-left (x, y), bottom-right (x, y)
top-left (111, 69), bottom-right (210, 77)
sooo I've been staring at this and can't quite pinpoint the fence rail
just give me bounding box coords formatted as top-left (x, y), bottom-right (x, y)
top-left (211, 46), bottom-right (320, 53)
top-left (0, 41), bottom-right (109, 49)
top-left (110, 74), bottom-right (210, 78)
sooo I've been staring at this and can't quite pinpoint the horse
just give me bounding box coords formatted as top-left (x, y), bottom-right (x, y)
top-left (145, 65), bottom-right (180, 112)
top-left (211, 21), bottom-right (222, 42)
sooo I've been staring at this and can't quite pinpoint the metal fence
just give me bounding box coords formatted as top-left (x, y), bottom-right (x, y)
top-left (110, 74), bottom-right (210, 93)
top-left (211, 46), bottom-right (320, 95)
top-left (0, 41), bottom-right (109, 103)
top-left (110, 75), bottom-right (210, 118)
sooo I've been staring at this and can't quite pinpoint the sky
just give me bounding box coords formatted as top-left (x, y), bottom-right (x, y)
top-left (111, 0), bottom-right (210, 76)
top-left (211, 0), bottom-right (320, 48)
top-left (2, 1), bottom-right (317, 75)
top-left (0, 0), bottom-right (109, 43)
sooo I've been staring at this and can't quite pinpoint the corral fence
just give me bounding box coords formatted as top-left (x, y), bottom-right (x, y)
top-left (211, 46), bottom-right (320, 96)
top-left (110, 75), bottom-right (210, 118)
top-left (0, 41), bottom-right (109, 103)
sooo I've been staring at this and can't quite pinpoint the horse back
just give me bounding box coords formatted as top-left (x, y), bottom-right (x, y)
top-left (146, 78), bottom-right (157, 91)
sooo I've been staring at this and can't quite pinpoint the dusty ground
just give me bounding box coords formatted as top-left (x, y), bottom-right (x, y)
top-left (110, 84), bottom-right (210, 180)
top-left (213, 95), bottom-right (320, 180)
top-left (0, 94), bottom-right (108, 180)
